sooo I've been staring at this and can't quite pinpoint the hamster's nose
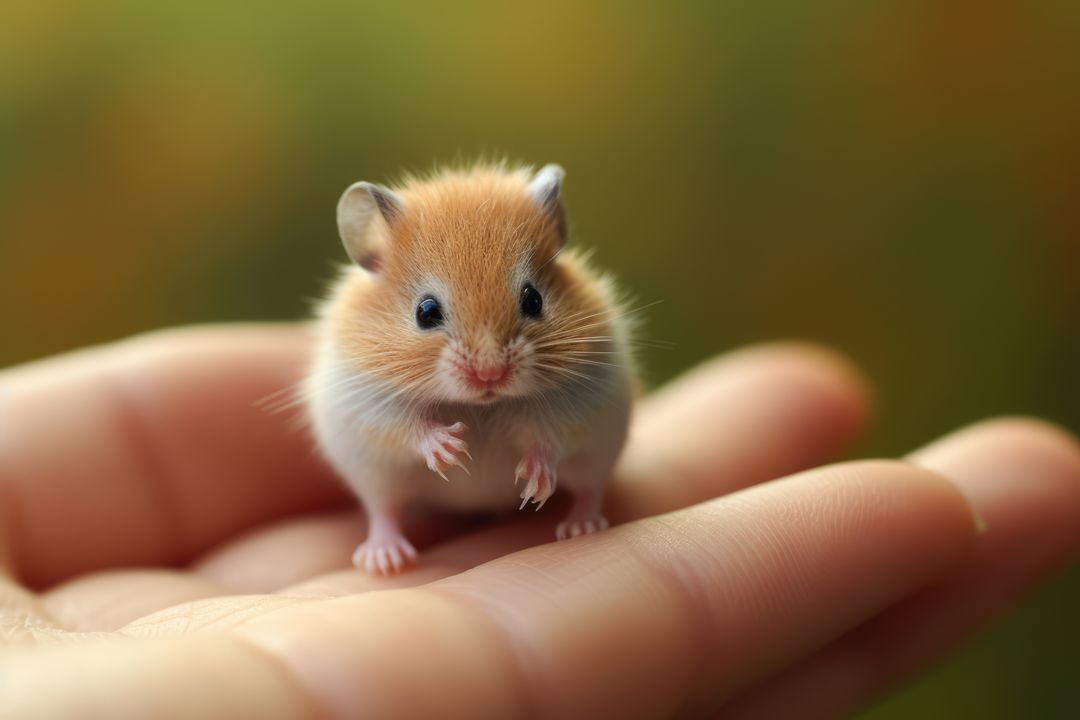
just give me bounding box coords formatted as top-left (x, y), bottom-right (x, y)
top-left (470, 362), bottom-right (508, 384)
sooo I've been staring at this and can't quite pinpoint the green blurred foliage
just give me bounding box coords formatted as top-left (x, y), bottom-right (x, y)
top-left (1, 1), bottom-right (1076, 716)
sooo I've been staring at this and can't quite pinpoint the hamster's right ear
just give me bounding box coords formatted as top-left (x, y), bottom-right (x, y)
top-left (336, 181), bottom-right (406, 272)
top-left (526, 164), bottom-right (567, 246)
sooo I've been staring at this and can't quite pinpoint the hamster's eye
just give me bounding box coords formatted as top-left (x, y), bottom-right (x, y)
top-left (416, 296), bottom-right (444, 330)
top-left (520, 284), bottom-right (543, 319)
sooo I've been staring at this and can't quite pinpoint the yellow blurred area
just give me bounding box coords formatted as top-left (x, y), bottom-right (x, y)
top-left (1, 1), bottom-right (1077, 716)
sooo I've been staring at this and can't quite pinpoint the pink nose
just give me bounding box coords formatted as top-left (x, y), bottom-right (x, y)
top-left (470, 363), bottom-right (508, 384)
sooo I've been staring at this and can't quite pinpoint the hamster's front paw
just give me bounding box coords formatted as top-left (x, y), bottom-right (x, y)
top-left (516, 447), bottom-right (557, 510)
top-left (418, 421), bottom-right (470, 481)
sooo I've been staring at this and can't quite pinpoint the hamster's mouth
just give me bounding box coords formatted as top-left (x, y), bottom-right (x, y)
top-left (469, 377), bottom-right (510, 398)
top-left (462, 380), bottom-right (513, 405)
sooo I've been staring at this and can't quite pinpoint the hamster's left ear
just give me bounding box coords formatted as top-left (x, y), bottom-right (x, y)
top-left (526, 164), bottom-right (567, 246)
top-left (336, 181), bottom-right (406, 272)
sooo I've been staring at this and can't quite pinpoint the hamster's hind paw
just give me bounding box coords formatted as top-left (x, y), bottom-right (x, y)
top-left (556, 515), bottom-right (609, 541)
top-left (418, 421), bottom-right (471, 481)
top-left (516, 449), bottom-right (557, 510)
top-left (352, 535), bottom-right (419, 575)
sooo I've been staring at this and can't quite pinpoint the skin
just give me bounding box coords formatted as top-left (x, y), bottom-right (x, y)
top-left (0, 324), bottom-right (1077, 718)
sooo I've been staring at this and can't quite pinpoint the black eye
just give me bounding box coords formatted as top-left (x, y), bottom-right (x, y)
top-left (416, 296), bottom-right (444, 330)
top-left (520, 284), bottom-right (543, 319)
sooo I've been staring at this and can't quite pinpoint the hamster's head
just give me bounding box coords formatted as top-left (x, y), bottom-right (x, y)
top-left (329, 163), bottom-right (617, 406)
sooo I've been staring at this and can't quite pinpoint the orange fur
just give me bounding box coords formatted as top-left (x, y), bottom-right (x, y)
top-left (324, 163), bottom-right (627, 421)
top-left (307, 161), bottom-right (637, 572)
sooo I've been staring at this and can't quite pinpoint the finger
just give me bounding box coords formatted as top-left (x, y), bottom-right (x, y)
top-left (192, 509), bottom-right (474, 595)
top-left (196, 343), bottom-right (869, 595)
top-left (231, 460), bottom-right (977, 718)
top-left (416, 343), bottom-right (869, 586)
top-left (36, 509), bottom-right (361, 631)
top-left (612, 342), bottom-right (868, 520)
top-left (0, 634), bottom-right (313, 719)
top-left (41, 569), bottom-right (228, 633)
top-left (192, 511), bottom-right (365, 593)
top-left (275, 513), bottom-right (553, 597)
top-left (718, 417), bottom-right (1080, 719)
top-left (0, 575), bottom-right (65, 642)
top-left (0, 325), bottom-right (349, 588)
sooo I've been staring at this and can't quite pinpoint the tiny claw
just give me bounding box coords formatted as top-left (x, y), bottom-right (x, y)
top-left (387, 545), bottom-right (403, 573)
top-left (382, 548), bottom-right (394, 574)
top-left (420, 421), bottom-right (470, 481)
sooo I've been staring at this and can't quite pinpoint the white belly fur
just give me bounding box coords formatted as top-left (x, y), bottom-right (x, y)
top-left (306, 348), bottom-right (632, 516)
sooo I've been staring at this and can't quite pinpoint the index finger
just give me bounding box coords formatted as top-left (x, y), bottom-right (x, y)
top-left (229, 461), bottom-right (979, 719)
top-left (0, 325), bottom-right (348, 588)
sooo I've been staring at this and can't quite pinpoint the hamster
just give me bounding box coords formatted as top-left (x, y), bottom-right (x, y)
top-left (304, 161), bottom-right (636, 575)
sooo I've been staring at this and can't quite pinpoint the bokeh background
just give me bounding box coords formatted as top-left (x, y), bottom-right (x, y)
top-left (2, 1), bottom-right (1077, 716)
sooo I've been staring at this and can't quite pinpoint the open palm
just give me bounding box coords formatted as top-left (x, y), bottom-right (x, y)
top-left (1, 326), bottom-right (1077, 718)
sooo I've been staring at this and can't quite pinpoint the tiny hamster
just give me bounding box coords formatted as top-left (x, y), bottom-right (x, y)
top-left (305, 161), bottom-right (636, 575)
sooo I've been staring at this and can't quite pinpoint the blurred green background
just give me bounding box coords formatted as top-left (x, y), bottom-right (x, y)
top-left (2, 1), bottom-right (1077, 715)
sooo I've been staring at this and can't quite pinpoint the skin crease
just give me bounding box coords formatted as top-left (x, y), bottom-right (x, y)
top-left (0, 327), bottom-right (1077, 718)
top-left (306, 163), bottom-right (635, 574)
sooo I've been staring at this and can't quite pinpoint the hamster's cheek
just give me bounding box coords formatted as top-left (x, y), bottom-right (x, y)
top-left (431, 342), bottom-right (470, 402)
top-left (502, 371), bottom-right (539, 399)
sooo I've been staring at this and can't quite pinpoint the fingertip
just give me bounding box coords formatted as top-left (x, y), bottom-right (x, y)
top-left (616, 343), bottom-right (874, 521)
top-left (651, 340), bottom-right (869, 410)
top-left (740, 341), bottom-right (873, 435)
top-left (907, 415), bottom-right (1080, 508)
top-left (907, 416), bottom-right (1080, 547)
top-left (654, 341), bottom-right (872, 441)
top-left (720, 419), bottom-right (1080, 719)
top-left (910, 415), bottom-right (1080, 474)
top-left (792, 459), bottom-right (982, 552)
top-left (722, 341), bottom-right (871, 399)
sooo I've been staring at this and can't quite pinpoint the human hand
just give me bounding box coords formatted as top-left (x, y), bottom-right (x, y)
top-left (1, 326), bottom-right (1077, 718)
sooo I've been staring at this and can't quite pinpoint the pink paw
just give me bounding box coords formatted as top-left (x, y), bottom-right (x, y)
top-left (515, 450), bottom-right (557, 510)
top-left (418, 421), bottom-right (470, 481)
top-left (556, 515), bottom-right (609, 541)
top-left (352, 535), bottom-right (419, 575)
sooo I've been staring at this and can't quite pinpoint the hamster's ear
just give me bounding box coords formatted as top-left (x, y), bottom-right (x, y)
top-left (526, 164), bottom-right (567, 246)
top-left (336, 181), bottom-right (405, 272)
